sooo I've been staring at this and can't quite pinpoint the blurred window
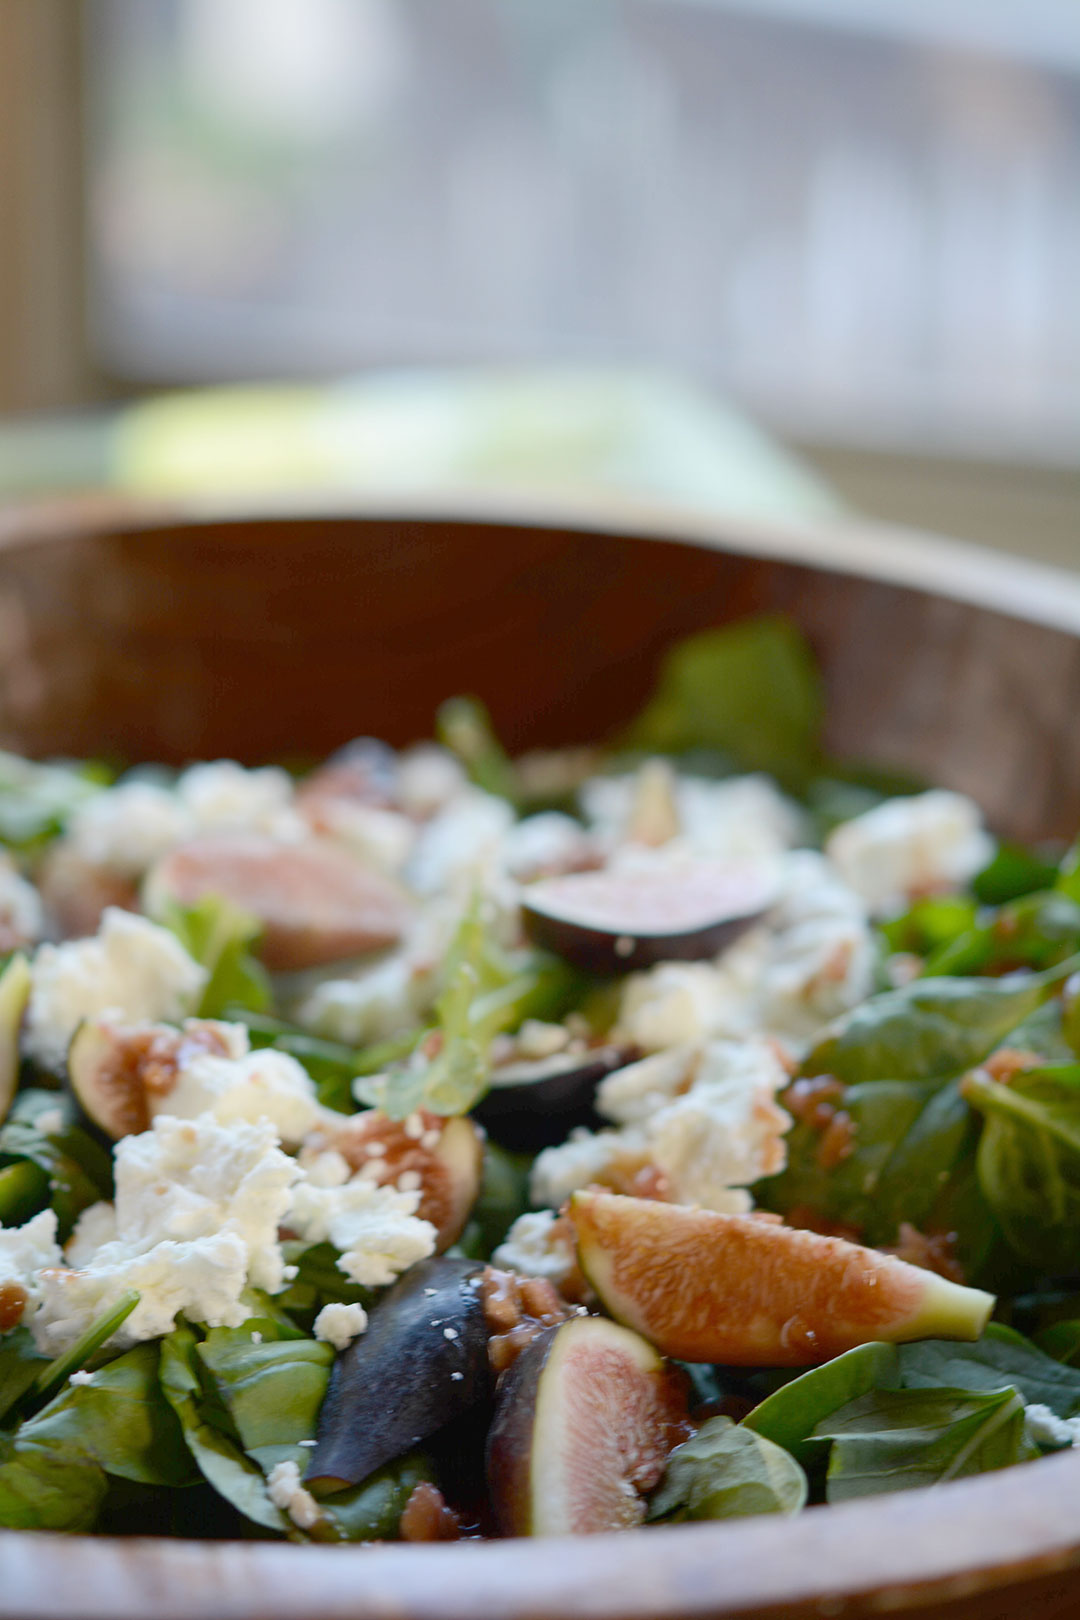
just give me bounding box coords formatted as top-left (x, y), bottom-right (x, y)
top-left (89, 0), bottom-right (1080, 460)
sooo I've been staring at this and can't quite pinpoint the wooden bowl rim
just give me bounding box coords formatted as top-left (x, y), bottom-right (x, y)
top-left (2, 490), bottom-right (1080, 1618)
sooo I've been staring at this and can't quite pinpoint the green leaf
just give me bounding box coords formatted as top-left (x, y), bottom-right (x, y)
top-left (815, 1385), bottom-right (1037, 1502)
top-left (620, 616), bottom-right (824, 792)
top-left (1035, 1321), bottom-right (1080, 1366)
top-left (975, 844), bottom-right (1059, 906)
top-left (19, 1344), bottom-right (195, 1485)
top-left (801, 964), bottom-right (1075, 1087)
top-left (436, 696), bottom-right (518, 805)
top-left (881, 896), bottom-right (979, 961)
top-left (0, 1328), bottom-right (48, 1425)
top-left (0, 1159), bottom-right (49, 1225)
top-left (965, 1063), bottom-right (1080, 1274)
top-left (0, 1089), bottom-right (113, 1238)
top-left (866, 1078), bottom-right (979, 1247)
top-left (313, 1452), bottom-right (433, 1543)
top-left (0, 1428), bottom-right (108, 1530)
top-left (274, 1242), bottom-right (372, 1323)
top-left (898, 1324), bottom-right (1080, 1418)
top-left (648, 1416), bottom-right (807, 1522)
top-left (158, 895), bottom-right (271, 1019)
top-left (159, 1324), bottom-right (288, 1533)
top-left (196, 1330), bottom-right (334, 1475)
top-left (742, 1343), bottom-right (901, 1465)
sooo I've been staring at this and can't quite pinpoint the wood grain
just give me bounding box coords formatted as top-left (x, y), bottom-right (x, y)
top-left (3, 495), bottom-right (1080, 1618)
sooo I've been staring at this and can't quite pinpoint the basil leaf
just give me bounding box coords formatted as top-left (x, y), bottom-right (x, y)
top-left (196, 1330), bottom-right (333, 1475)
top-left (742, 1343), bottom-right (901, 1465)
top-left (159, 1324), bottom-right (288, 1533)
top-left (801, 964), bottom-right (1075, 1087)
top-left (898, 1325), bottom-right (1080, 1417)
top-left (966, 1062), bottom-right (1080, 1274)
top-left (620, 616), bottom-right (823, 792)
top-left (17, 1344), bottom-right (195, 1486)
top-left (648, 1416), bottom-right (807, 1522)
top-left (815, 1385), bottom-right (1037, 1502)
top-left (157, 896), bottom-right (271, 1019)
top-left (0, 1090), bottom-right (113, 1237)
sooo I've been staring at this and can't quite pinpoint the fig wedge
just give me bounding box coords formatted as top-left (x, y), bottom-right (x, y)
top-left (318, 1111), bottom-right (484, 1252)
top-left (144, 834), bottom-right (411, 971)
top-left (520, 860), bottom-right (776, 974)
top-left (571, 1191), bottom-right (995, 1366)
top-left (66, 1016), bottom-right (236, 1139)
top-left (486, 1314), bottom-right (687, 1536)
top-left (476, 1047), bottom-right (630, 1151)
top-left (306, 1256), bottom-right (491, 1493)
top-left (0, 953), bottom-right (30, 1128)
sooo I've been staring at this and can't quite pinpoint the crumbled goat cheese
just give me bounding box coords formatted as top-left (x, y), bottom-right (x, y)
top-left (25, 909), bottom-right (208, 1072)
top-left (298, 951), bottom-right (426, 1048)
top-left (501, 813), bottom-right (597, 881)
top-left (596, 1047), bottom-right (699, 1126)
top-left (617, 962), bottom-right (744, 1053)
top-left (492, 1210), bottom-right (580, 1290)
top-left (309, 802), bottom-right (415, 874)
top-left (0, 855), bottom-right (46, 948)
top-left (68, 1369), bottom-right (95, 1386)
top-left (267, 1460), bottom-right (323, 1530)
top-left (296, 1148), bottom-right (352, 1188)
top-left (33, 1108), bottom-right (64, 1136)
top-left (66, 782), bottom-right (194, 877)
top-left (176, 761), bottom-right (307, 842)
top-left (0, 1210), bottom-right (62, 1327)
top-left (515, 1020), bottom-right (572, 1062)
top-left (32, 1115), bottom-right (297, 1354)
top-left (529, 1128), bottom-right (647, 1210)
top-left (1025, 1404), bottom-right (1080, 1448)
top-left (288, 1172), bottom-right (436, 1287)
top-left (406, 789), bottom-right (515, 898)
top-left (313, 1300), bottom-right (369, 1351)
top-left (396, 745), bottom-right (468, 819)
top-left (159, 1045), bottom-right (322, 1145)
top-left (826, 790), bottom-right (993, 918)
top-left (65, 1202), bottom-right (118, 1267)
top-left (582, 772), bottom-right (802, 862)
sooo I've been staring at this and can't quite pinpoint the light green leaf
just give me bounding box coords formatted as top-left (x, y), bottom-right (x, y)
top-left (898, 1324), bottom-right (1080, 1418)
top-left (157, 895), bottom-right (271, 1019)
top-left (648, 1416), bottom-right (807, 1522)
top-left (196, 1330), bottom-right (333, 1475)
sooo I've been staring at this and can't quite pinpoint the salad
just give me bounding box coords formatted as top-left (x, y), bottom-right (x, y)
top-left (2, 614), bottom-right (1080, 1543)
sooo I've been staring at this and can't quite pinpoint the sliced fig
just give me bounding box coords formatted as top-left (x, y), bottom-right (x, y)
top-left (318, 1110), bottom-right (483, 1251)
top-left (485, 1314), bottom-right (688, 1536)
top-left (38, 845), bottom-right (139, 939)
top-left (0, 953), bottom-right (30, 1127)
top-left (306, 1256), bottom-right (491, 1493)
top-left (476, 1047), bottom-right (631, 1152)
top-left (571, 1191), bottom-right (996, 1367)
top-left (296, 739), bottom-right (399, 813)
top-left (144, 834), bottom-right (412, 971)
top-left (66, 1016), bottom-right (235, 1139)
top-left (521, 860), bottom-right (777, 974)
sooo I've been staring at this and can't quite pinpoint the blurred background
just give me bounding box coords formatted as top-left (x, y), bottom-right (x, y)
top-left (2, 0), bottom-right (1080, 563)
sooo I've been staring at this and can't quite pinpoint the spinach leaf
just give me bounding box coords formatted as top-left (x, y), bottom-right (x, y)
top-left (619, 616), bottom-right (824, 793)
top-left (926, 893), bottom-right (1080, 980)
top-left (880, 897), bottom-right (979, 961)
top-left (0, 1328), bottom-right (48, 1425)
top-left (801, 963), bottom-right (1076, 1087)
top-left (975, 844), bottom-right (1059, 906)
top-left (742, 1343), bottom-right (900, 1465)
top-left (159, 1324), bottom-right (289, 1533)
top-left (648, 1416), bottom-right (807, 1521)
top-left (17, 1343), bottom-right (195, 1485)
top-left (312, 1452), bottom-right (433, 1543)
top-left (196, 1329), bottom-right (333, 1475)
top-left (1035, 1321), bottom-right (1080, 1366)
top-left (999, 999), bottom-right (1074, 1064)
top-left (868, 1078), bottom-right (979, 1246)
top-left (0, 1090), bottom-right (113, 1237)
top-left (965, 1063), bottom-right (1080, 1274)
top-left (275, 1243), bottom-right (372, 1323)
top-left (158, 896), bottom-right (271, 1019)
top-left (0, 1159), bottom-right (48, 1225)
top-left (0, 1428), bottom-right (108, 1530)
top-left (898, 1325), bottom-right (1080, 1417)
top-left (436, 696), bottom-right (518, 805)
top-left (814, 1385), bottom-right (1037, 1503)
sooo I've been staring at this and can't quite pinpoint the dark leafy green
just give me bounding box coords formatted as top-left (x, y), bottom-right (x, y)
top-left (0, 1429), bottom-right (108, 1530)
top-left (648, 1416), bottom-right (807, 1521)
top-left (311, 1453), bottom-right (433, 1543)
top-left (0, 1329), bottom-right (48, 1425)
top-left (34, 1288), bottom-right (141, 1402)
top-left (975, 844), bottom-right (1060, 906)
top-left (897, 1325), bottom-right (1080, 1417)
top-left (457, 1143), bottom-right (532, 1259)
top-left (197, 1328), bottom-right (334, 1475)
top-left (742, 1343), bottom-right (901, 1465)
top-left (159, 896), bottom-right (271, 1019)
top-left (0, 1090), bottom-right (113, 1237)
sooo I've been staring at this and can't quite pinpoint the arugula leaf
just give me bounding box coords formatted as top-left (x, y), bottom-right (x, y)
top-left (159, 896), bottom-right (271, 1019)
top-left (436, 697), bottom-right (518, 805)
top-left (801, 962), bottom-right (1077, 1087)
top-left (19, 1343), bottom-right (195, 1485)
top-left (196, 1329), bottom-right (333, 1475)
top-left (0, 1090), bottom-right (113, 1238)
top-left (0, 1328), bottom-right (48, 1425)
top-left (159, 1324), bottom-right (289, 1533)
top-left (620, 616), bottom-right (824, 792)
top-left (965, 1062), bottom-right (1080, 1274)
top-left (814, 1385), bottom-right (1037, 1503)
top-left (898, 1325), bottom-right (1080, 1417)
top-left (742, 1343), bottom-right (901, 1465)
top-left (648, 1416), bottom-right (807, 1521)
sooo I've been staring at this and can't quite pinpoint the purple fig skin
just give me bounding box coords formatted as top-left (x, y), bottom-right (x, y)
top-left (485, 1325), bottom-right (559, 1537)
top-left (476, 1047), bottom-right (633, 1151)
top-left (306, 1257), bottom-right (491, 1494)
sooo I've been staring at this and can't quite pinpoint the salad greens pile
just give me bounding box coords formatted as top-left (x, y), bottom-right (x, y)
top-left (3, 614), bottom-right (1080, 1542)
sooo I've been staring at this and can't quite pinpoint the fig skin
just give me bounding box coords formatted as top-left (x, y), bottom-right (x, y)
top-left (486, 1314), bottom-right (688, 1537)
top-left (475, 1047), bottom-right (631, 1152)
top-left (520, 862), bottom-right (775, 975)
top-left (306, 1257), bottom-right (491, 1494)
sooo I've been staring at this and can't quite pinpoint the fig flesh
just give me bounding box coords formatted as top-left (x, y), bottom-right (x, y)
top-left (144, 834), bottom-right (411, 971)
top-left (65, 1016), bottom-right (235, 1140)
top-left (521, 860), bottom-right (776, 974)
top-left (305, 1256), bottom-right (491, 1493)
top-left (317, 1111), bottom-right (484, 1252)
top-left (476, 1046), bottom-right (631, 1151)
top-left (571, 1191), bottom-right (995, 1366)
top-left (486, 1314), bottom-right (687, 1536)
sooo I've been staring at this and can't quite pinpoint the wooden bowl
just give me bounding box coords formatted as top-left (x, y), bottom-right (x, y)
top-left (3, 493), bottom-right (1080, 1620)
